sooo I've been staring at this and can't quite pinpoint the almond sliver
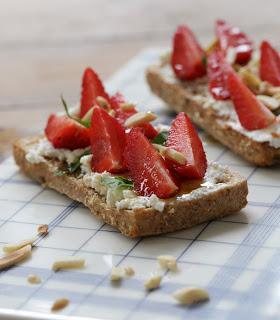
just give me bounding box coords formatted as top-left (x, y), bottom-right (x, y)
top-left (96, 96), bottom-right (110, 109)
top-left (52, 258), bottom-right (85, 272)
top-left (124, 111), bottom-right (157, 128)
top-left (37, 224), bottom-right (48, 235)
top-left (51, 298), bottom-right (69, 311)
top-left (257, 95), bottom-right (280, 110)
top-left (3, 238), bottom-right (36, 254)
top-left (120, 103), bottom-right (135, 111)
top-left (0, 245), bottom-right (32, 270)
top-left (153, 144), bottom-right (186, 165)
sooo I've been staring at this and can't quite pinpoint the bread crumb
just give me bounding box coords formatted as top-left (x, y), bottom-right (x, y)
top-left (0, 245), bottom-right (32, 270)
top-left (51, 298), bottom-right (69, 312)
top-left (157, 255), bottom-right (177, 271)
top-left (110, 267), bottom-right (123, 281)
top-left (124, 266), bottom-right (135, 277)
top-left (27, 274), bottom-right (41, 284)
top-left (52, 258), bottom-right (85, 272)
top-left (3, 238), bottom-right (36, 254)
top-left (37, 224), bottom-right (48, 235)
top-left (172, 287), bottom-right (209, 305)
top-left (144, 275), bottom-right (162, 290)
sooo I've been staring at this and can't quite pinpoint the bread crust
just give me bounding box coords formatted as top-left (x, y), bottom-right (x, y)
top-left (13, 136), bottom-right (248, 238)
top-left (146, 65), bottom-right (280, 166)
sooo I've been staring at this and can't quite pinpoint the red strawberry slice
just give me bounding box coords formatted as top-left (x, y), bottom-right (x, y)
top-left (124, 128), bottom-right (178, 198)
top-left (215, 20), bottom-right (253, 65)
top-left (207, 50), bottom-right (231, 100)
top-left (227, 71), bottom-right (276, 131)
top-left (80, 67), bottom-right (110, 118)
top-left (110, 92), bottom-right (158, 139)
top-left (166, 112), bottom-right (207, 179)
top-left (171, 25), bottom-right (206, 80)
top-left (45, 114), bottom-right (91, 150)
top-left (260, 41), bottom-right (280, 86)
top-left (90, 106), bottom-right (126, 173)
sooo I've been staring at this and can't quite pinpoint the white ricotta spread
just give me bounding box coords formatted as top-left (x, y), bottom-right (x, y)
top-left (25, 138), bottom-right (89, 165)
top-left (160, 64), bottom-right (280, 149)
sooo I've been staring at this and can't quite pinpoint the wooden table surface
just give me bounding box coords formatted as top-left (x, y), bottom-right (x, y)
top-left (1, 0), bottom-right (280, 160)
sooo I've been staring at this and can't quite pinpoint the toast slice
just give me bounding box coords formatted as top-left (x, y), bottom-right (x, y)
top-left (146, 61), bottom-right (280, 167)
top-left (13, 136), bottom-right (248, 238)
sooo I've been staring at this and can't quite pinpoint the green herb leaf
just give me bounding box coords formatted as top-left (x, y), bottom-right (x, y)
top-left (202, 55), bottom-right (207, 66)
top-left (60, 94), bottom-right (90, 128)
top-left (152, 131), bottom-right (169, 146)
top-left (68, 149), bottom-right (91, 174)
top-left (54, 170), bottom-right (68, 176)
top-left (101, 176), bottom-right (133, 191)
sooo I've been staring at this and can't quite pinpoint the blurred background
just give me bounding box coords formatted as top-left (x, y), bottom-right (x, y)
top-left (1, 0), bottom-right (280, 159)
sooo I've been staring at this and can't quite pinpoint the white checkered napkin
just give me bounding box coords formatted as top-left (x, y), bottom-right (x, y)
top-left (0, 49), bottom-right (280, 320)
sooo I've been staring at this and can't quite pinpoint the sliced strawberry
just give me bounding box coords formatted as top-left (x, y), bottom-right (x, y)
top-left (80, 67), bottom-right (110, 118)
top-left (207, 50), bottom-right (231, 100)
top-left (45, 114), bottom-right (90, 150)
top-left (227, 71), bottom-right (276, 131)
top-left (166, 112), bottom-right (207, 179)
top-left (110, 92), bottom-right (158, 139)
top-left (171, 25), bottom-right (206, 80)
top-left (215, 20), bottom-right (253, 65)
top-left (260, 41), bottom-right (280, 86)
top-left (90, 107), bottom-right (126, 173)
top-left (124, 128), bottom-right (178, 198)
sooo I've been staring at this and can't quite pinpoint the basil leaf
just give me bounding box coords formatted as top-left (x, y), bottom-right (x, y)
top-left (101, 176), bottom-right (133, 191)
top-left (152, 131), bottom-right (169, 146)
top-left (202, 55), bottom-right (207, 66)
top-left (68, 149), bottom-right (91, 174)
top-left (61, 95), bottom-right (90, 128)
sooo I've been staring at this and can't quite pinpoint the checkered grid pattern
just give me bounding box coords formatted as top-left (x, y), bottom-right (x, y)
top-left (0, 49), bottom-right (279, 320)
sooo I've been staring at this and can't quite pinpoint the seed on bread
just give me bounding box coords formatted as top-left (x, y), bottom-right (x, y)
top-left (52, 258), bottom-right (85, 272)
top-left (0, 245), bottom-right (32, 270)
top-left (3, 238), bottom-right (36, 254)
top-left (157, 255), bottom-right (177, 271)
top-left (125, 111), bottom-right (157, 128)
top-left (144, 275), bottom-right (162, 290)
top-left (37, 224), bottom-right (48, 235)
top-left (51, 298), bottom-right (69, 312)
top-left (172, 287), bottom-right (209, 305)
top-left (27, 274), bottom-right (41, 284)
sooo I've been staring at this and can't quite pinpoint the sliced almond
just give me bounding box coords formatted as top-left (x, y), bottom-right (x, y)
top-left (0, 245), bottom-right (32, 270)
top-left (238, 68), bottom-right (261, 92)
top-left (96, 96), bottom-right (110, 109)
top-left (160, 51), bottom-right (171, 66)
top-left (3, 238), bottom-right (36, 254)
top-left (124, 111), bottom-right (157, 128)
top-left (51, 298), bottom-right (69, 312)
top-left (153, 144), bottom-right (186, 165)
top-left (205, 38), bottom-right (218, 54)
top-left (108, 109), bottom-right (116, 117)
top-left (124, 266), bottom-right (135, 277)
top-left (257, 95), bottom-right (280, 111)
top-left (110, 266), bottom-right (123, 281)
top-left (144, 275), bottom-right (162, 290)
top-left (157, 255), bottom-right (177, 271)
top-left (37, 224), bottom-right (48, 235)
top-left (27, 274), bottom-right (41, 284)
top-left (120, 103), bottom-right (135, 111)
top-left (52, 258), bottom-right (85, 272)
top-left (173, 287), bottom-right (209, 305)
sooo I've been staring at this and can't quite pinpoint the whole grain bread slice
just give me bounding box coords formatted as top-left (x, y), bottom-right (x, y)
top-left (13, 136), bottom-right (248, 238)
top-left (146, 64), bottom-right (280, 167)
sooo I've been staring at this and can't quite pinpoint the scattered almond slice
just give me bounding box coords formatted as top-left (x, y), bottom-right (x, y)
top-left (110, 267), bottom-right (123, 281)
top-left (124, 111), bottom-right (157, 128)
top-left (144, 275), bottom-right (162, 290)
top-left (51, 298), bottom-right (69, 312)
top-left (108, 109), bottom-right (116, 117)
top-left (124, 266), bottom-right (135, 277)
top-left (160, 51), bottom-right (171, 66)
top-left (153, 144), bottom-right (186, 165)
top-left (96, 96), bottom-right (110, 109)
top-left (157, 255), bottom-right (177, 271)
top-left (3, 238), bottom-right (36, 254)
top-left (52, 258), bottom-right (85, 272)
top-left (257, 95), bottom-right (280, 111)
top-left (205, 38), bottom-right (218, 54)
top-left (172, 287), bottom-right (209, 305)
top-left (120, 103), bottom-right (135, 111)
top-left (37, 224), bottom-right (48, 235)
top-left (0, 245), bottom-right (32, 270)
top-left (27, 274), bottom-right (41, 284)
